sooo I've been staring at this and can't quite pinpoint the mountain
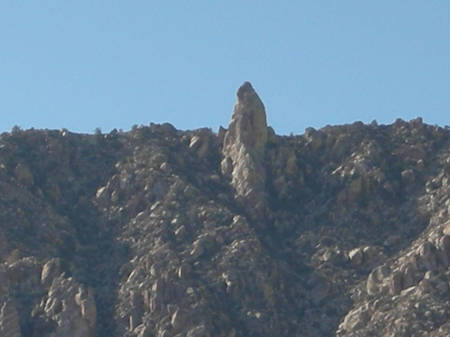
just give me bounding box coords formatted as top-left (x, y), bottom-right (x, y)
top-left (0, 83), bottom-right (448, 337)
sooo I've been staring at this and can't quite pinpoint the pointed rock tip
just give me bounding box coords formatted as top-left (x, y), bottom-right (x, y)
top-left (232, 81), bottom-right (267, 130)
top-left (237, 81), bottom-right (256, 100)
top-left (226, 81), bottom-right (267, 151)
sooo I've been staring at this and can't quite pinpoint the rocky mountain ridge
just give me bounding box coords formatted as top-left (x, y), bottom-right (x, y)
top-left (0, 82), bottom-right (448, 336)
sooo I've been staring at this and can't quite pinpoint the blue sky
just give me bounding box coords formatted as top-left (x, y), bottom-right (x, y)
top-left (1, 1), bottom-right (449, 135)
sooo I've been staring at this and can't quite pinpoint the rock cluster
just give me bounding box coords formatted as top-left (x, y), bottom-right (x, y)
top-left (34, 265), bottom-right (97, 337)
top-left (0, 257), bottom-right (97, 337)
top-left (338, 160), bottom-right (450, 337)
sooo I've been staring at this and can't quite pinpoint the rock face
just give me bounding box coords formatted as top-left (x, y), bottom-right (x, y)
top-left (0, 86), bottom-right (449, 337)
top-left (221, 82), bottom-right (268, 218)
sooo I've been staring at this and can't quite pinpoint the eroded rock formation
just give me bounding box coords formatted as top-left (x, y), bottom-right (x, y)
top-left (221, 82), bottom-right (268, 218)
top-left (0, 86), bottom-right (448, 337)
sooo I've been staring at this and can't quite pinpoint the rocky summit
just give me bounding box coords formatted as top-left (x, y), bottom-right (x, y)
top-left (0, 83), bottom-right (449, 337)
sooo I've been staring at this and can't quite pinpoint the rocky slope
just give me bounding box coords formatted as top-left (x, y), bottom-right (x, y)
top-left (0, 82), bottom-right (448, 337)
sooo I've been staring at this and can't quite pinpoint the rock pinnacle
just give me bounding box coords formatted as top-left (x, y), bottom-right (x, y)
top-left (221, 82), bottom-right (268, 219)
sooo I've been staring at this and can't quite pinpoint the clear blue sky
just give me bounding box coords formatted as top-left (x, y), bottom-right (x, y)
top-left (1, 1), bottom-right (449, 135)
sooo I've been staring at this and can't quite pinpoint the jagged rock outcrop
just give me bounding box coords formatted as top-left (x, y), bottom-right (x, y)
top-left (0, 257), bottom-right (97, 337)
top-left (0, 86), bottom-right (449, 337)
top-left (33, 274), bottom-right (97, 337)
top-left (221, 82), bottom-right (268, 218)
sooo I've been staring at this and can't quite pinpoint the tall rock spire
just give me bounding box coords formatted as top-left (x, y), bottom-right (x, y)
top-left (221, 82), bottom-right (268, 219)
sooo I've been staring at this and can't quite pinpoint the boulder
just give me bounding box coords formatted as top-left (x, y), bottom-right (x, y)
top-left (348, 248), bottom-right (364, 266)
top-left (338, 303), bottom-right (370, 333)
top-left (41, 258), bottom-right (61, 286)
top-left (187, 324), bottom-right (210, 337)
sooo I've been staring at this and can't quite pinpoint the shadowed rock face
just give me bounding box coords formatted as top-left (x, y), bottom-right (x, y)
top-left (0, 87), bottom-right (449, 337)
top-left (221, 82), bottom-right (268, 218)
